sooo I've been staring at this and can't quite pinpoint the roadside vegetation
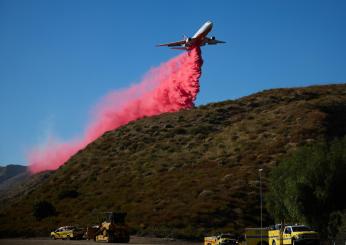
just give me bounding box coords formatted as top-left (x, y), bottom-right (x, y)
top-left (266, 136), bottom-right (346, 239)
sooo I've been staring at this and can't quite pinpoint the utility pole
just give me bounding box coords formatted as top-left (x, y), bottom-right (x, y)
top-left (259, 168), bottom-right (263, 245)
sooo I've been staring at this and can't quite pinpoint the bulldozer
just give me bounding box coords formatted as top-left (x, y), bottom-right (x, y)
top-left (87, 212), bottom-right (130, 243)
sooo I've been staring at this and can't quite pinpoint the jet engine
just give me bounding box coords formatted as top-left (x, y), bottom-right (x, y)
top-left (185, 37), bottom-right (192, 43)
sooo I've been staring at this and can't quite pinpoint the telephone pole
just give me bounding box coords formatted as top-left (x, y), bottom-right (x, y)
top-left (259, 168), bottom-right (263, 245)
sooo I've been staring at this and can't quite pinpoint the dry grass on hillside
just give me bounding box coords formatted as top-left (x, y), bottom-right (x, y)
top-left (0, 84), bottom-right (346, 239)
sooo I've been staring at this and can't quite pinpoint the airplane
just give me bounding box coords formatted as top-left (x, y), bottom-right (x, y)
top-left (156, 21), bottom-right (225, 50)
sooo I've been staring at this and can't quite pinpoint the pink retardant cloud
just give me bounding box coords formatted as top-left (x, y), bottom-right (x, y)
top-left (28, 47), bottom-right (203, 174)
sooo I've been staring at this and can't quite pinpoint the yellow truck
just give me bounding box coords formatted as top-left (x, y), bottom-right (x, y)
top-left (87, 212), bottom-right (130, 243)
top-left (269, 225), bottom-right (319, 245)
top-left (204, 233), bottom-right (238, 245)
top-left (240, 225), bottom-right (319, 245)
top-left (241, 227), bottom-right (270, 245)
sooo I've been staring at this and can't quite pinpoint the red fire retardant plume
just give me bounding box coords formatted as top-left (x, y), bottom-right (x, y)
top-left (28, 47), bottom-right (203, 173)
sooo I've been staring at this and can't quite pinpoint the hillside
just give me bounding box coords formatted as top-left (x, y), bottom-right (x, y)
top-left (0, 84), bottom-right (346, 238)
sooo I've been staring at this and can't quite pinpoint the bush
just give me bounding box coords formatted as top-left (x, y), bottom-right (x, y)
top-left (32, 200), bottom-right (56, 221)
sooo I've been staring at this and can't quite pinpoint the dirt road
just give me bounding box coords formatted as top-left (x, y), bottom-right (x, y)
top-left (0, 236), bottom-right (200, 245)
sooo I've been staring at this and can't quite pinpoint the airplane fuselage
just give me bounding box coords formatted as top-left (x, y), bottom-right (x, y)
top-left (157, 20), bottom-right (225, 50)
top-left (192, 21), bottom-right (213, 39)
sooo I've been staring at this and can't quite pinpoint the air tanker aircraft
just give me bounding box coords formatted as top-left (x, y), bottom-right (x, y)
top-left (157, 21), bottom-right (225, 50)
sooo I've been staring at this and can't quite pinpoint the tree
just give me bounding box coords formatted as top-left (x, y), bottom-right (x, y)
top-left (266, 137), bottom-right (346, 239)
top-left (32, 200), bottom-right (56, 221)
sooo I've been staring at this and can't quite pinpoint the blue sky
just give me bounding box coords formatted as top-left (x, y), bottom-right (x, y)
top-left (1, 0), bottom-right (345, 165)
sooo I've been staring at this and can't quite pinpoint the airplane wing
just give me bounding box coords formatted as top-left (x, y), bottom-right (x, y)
top-left (204, 37), bottom-right (226, 45)
top-left (156, 40), bottom-right (186, 47)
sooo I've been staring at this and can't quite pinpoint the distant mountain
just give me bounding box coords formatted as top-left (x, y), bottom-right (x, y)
top-left (0, 84), bottom-right (346, 239)
top-left (0, 164), bottom-right (27, 184)
top-left (0, 165), bottom-right (30, 200)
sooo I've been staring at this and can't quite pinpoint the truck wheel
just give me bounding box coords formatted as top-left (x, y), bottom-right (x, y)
top-left (66, 235), bottom-right (70, 240)
top-left (51, 236), bottom-right (56, 240)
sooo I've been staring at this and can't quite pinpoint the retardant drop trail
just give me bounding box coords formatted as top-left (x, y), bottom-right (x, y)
top-left (28, 47), bottom-right (203, 173)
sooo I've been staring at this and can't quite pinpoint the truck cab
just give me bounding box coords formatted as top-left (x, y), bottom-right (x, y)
top-left (282, 225), bottom-right (319, 245)
top-left (269, 225), bottom-right (319, 245)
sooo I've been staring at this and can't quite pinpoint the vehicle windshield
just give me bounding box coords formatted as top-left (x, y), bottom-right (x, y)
top-left (292, 226), bottom-right (311, 232)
